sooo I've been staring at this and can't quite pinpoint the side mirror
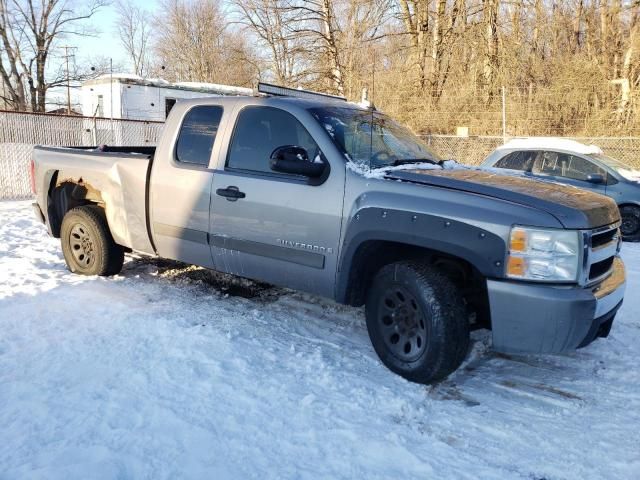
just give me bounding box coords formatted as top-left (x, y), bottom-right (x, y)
top-left (270, 145), bottom-right (326, 178)
top-left (587, 173), bottom-right (605, 184)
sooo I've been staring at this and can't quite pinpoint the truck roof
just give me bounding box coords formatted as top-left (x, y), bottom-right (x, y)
top-left (173, 94), bottom-right (370, 111)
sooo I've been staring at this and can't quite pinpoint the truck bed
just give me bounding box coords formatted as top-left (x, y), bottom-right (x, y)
top-left (33, 145), bottom-right (157, 255)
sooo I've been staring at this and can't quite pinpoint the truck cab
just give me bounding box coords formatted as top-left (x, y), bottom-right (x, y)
top-left (149, 96), bottom-right (346, 299)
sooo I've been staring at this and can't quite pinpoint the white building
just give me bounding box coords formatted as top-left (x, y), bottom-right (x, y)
top-left (81, 74), bottom-right (253, 121)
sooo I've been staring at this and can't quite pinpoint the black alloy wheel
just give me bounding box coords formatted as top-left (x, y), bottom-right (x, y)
top-left (378, 285), bottom-right (428, 362)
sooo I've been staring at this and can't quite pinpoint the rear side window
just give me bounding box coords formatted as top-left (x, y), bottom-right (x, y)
top-left (494, 151), bottom-right (537, 171)
top-left (175, 106), bottom-right (223, 166)
top-left (227, 106), bottom-right (320, 174)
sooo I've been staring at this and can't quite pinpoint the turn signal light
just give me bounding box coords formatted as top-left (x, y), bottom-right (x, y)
top-left (507, 256), bottom-right (526, 277)
top-left (509, 228), bottom-right (527, 252)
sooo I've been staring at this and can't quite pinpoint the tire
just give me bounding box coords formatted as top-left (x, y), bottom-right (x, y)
top-left (60, 205), bottom-right (124, 276)
top-left (620, 205), bottom-right (640, 242)
top-left (365, 261), bottom-right (470, 384)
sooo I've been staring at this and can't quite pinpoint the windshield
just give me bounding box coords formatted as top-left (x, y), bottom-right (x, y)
top-left (591, 153), bottom-right (640, 181)
top-left (308, 106), bottom-right (441, 169)
top-left (592, 153), bottom-right (632, 171)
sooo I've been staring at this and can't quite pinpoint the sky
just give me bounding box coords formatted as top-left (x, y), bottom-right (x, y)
top-left (77, 0), bottom-right (162, 67)
top-left (48, 0), bottom-right (161, 108)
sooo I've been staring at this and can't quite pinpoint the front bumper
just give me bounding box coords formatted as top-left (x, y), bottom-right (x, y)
top-left (488, 256), bottom-right (626, 354)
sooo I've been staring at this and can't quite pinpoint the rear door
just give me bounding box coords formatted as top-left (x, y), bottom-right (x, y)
top-left (149, 104), bottom-right (227, 268)
top-left (209, 105), bottom-right (345, 298)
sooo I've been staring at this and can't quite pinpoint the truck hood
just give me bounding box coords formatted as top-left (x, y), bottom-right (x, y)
top-left (386, 168), bottom-right (619, 229)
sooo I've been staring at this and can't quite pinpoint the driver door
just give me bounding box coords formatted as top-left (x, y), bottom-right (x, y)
top-left (209, 105), bottom-right (344, 298)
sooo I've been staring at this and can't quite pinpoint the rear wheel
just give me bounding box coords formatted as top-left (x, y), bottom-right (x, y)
top-left (60, 205), bottom-right (124, 276)
top-left (365, 261), bottom-right (470, 384)
top-left (620, 205), bottom-right (640, 242)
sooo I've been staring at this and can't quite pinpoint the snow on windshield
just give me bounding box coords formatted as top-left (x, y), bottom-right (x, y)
top-left (309, 106), bottom-right (441, 169)
top-left (346, 159), bottom-right (465, 178)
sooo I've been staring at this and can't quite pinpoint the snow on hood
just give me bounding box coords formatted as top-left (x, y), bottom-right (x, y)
top-left (347, 159), bottom-right (466, 179)
top-left (617, 168), bottom-right (640, 183)
top-left (497, 137), bottom-right (603, 155)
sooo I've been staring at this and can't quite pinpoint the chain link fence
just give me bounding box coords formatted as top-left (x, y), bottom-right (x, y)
top-left (423, 135), bottom-right (640, 167)
top-left (0, 110), bottom-right (163, 200)
top-left (2, 109), bottom-right (640, 200)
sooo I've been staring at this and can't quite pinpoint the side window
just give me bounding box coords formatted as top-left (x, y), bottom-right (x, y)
top-left (537, 151), bottom-right (562, 176)
top-left (175, 105), bottom-right (223, 166)
top-left (227, 106), bottom-right (321, 174)
top-left (494, 151), bottom-right (537, 171)
top-left (560, 154), bottom-right (606, 181)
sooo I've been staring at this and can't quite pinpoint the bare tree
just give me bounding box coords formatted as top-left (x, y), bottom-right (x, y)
top-left (0, 0), bottom-right (106, 112)
top-left (233, 0), bottom-right (306, 86)
top-left (114, 0), bottom-right (151, 77)
top-left (396, 0), bottom-right (465, 99)
top-left (276, 0), bottom-right (346, 94)
top-left (482, 0), bottom-right (499, 98)
top-left (397, 0), bottom-right (429, 88)
top-left (612, 2), bottom-right (639, 125)
top-left (154, 0), bottom-right (259, 87)
top-left (340, 0), bottom-right (392, 98)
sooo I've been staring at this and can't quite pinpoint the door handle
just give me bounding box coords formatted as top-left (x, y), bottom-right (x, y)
top-left (216, 186), bottom-right (246, 201)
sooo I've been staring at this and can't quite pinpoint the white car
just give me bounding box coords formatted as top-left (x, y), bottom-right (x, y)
top-left (482, 137), bottom-right (640, 241)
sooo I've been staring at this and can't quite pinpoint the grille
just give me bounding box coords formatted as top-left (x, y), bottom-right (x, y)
top-left (589, 257), bottom-right (615, 280)
top-left (591, 228), bottom-right (618, 249)
top-left (583, 224), bottom-right (620, 285)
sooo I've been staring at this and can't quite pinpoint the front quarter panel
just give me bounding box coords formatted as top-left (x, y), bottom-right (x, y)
top-left (608, 179), bottom-right (640, 207)
top-left (335, 169), bottom-right (564, 302)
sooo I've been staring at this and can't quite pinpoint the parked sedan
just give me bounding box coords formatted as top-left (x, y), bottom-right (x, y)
top-left (482, 138), bottom-right (640, 241)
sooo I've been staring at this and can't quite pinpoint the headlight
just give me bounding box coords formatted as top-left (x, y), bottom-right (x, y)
top-left (506, 226), bottom-right (581, 282)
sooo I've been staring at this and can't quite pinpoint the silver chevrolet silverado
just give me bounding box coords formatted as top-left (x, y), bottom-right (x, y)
top-left (31, 85), bottom-right (626, 384)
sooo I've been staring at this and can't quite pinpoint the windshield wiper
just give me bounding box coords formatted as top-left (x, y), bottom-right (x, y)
top-left (390, 158), bottom-right (440, 166)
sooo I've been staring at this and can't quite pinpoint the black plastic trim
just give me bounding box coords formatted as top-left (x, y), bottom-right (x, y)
top-left (577, 300), bottom-right (622, 348)
top-left (210, 235), bottom-right (325, 269)
top-left (153, 223), bottom-right (208, 244)
top-left (335, 207), bottom-right (506, 303)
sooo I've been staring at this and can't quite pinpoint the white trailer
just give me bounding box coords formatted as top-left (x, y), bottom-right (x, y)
top-left (81, 74), bottom-right (252, 121)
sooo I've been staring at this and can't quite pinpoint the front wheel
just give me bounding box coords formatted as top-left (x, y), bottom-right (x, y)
top-left (60, 205), bottom-right (124, 276)
top-left (620, 205), bottom-right (640, 242)
top-left (365, 261), bottom-right (470, 384)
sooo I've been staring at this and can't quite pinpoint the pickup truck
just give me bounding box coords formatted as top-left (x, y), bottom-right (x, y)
top-left (31, 85), bottom-right (626, 384)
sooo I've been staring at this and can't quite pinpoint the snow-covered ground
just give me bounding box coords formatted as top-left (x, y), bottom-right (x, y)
top-left (1, 200), bottom-right (639, 480)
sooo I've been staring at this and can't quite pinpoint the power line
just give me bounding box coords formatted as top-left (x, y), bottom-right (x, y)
top-left (60, 46), bottom-right (77, 114)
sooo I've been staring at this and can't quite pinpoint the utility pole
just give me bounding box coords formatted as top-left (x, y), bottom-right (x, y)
top-left (110, 58), bottom-right (114, 143)
top-left (61, 46), bottom-right (76, 114)
top-left (110, 58), bottom-right (113, 122)
top-left (501, 86), bottom-right (507, 143)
